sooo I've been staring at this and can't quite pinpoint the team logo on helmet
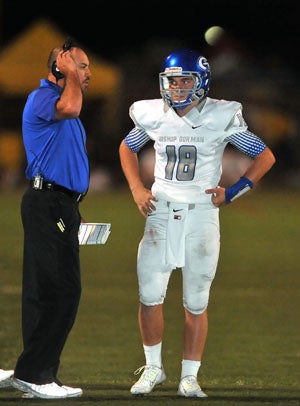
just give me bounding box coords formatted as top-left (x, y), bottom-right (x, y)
top-left (198, 57), bottom-right (209, 71)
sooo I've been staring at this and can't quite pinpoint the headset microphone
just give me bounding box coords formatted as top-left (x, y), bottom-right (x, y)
top-left (51, 37), bottom-right (74, 80)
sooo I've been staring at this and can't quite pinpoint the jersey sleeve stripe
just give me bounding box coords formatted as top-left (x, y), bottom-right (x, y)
top-left (124, 127), bottom-right (151, 152)
top-left (226, 130), bottom-right (267, 158)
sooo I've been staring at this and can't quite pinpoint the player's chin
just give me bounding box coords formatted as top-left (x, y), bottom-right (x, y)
top-left (173, 96), bottom-right (187, 103)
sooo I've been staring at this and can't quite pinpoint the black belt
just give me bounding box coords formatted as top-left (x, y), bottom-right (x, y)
top-left (30, 179), bottom-right (85, 202)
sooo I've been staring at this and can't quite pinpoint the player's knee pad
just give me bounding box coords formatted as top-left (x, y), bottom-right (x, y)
top-left (183, 284), bottom-right (211, 315)
top-left (139, 291), bottom-right (165, 306)
top-left (138, 278), bottom-right (167, 305)
top-left (137, 270), bottom-right (169, 305)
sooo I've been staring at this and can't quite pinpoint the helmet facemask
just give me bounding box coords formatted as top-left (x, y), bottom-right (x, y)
top-left (159, 71), bottom-right (204, 110)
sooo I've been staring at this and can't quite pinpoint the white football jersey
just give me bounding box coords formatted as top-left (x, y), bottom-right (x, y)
top-left (129, 97), bottom-right (248, 204)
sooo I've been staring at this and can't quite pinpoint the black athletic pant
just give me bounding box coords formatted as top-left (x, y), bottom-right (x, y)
top-left (14, 187), bottom-right (82, 384)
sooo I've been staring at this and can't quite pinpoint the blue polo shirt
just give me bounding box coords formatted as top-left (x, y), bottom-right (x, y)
top-left (22, 79), bottom-right (89, 193)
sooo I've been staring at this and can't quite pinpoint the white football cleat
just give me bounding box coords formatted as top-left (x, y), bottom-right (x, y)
top-left (0, 369), bottom-right (14, 388)
top-left (177, 375), bottom-right (207, 398)
top-left (130, 365), bottom-right (166, 395)
top-left (12, 378), bottom-right (82, 399)
top-left (61, 384), bottom-right (83, 397)
top-left (21, 385), bottom-right (83, 398)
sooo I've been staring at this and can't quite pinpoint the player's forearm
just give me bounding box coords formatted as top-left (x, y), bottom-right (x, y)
top-left (224, 147), bottom-right (275, 204)
top-left (244, 147), bottom-right (276, 183)
top-left (119, 140), bottom-right (144, 192)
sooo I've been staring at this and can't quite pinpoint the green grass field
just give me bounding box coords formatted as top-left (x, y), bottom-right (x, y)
top-left (0, 186), bottom-right (299, 405)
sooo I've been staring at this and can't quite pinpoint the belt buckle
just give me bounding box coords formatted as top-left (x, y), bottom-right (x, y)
top-left (32, 175), bottom-right (43, 190)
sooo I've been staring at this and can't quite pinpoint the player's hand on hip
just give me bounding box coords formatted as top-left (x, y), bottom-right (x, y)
top-left (132, 186), bottom-right (157, 218)
top-left (205, 186), bottom-right (226, 207)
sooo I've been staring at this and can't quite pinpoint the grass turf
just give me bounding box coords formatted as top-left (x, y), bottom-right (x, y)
top-left (0, 187), bottom-right (299, 405)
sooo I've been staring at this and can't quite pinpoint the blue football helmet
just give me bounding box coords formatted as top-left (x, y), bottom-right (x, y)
top-left (159, 49), bottom-right (211, 110)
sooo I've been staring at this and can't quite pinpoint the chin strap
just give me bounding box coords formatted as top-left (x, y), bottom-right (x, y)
top-left (225, 176), bottom-right (254, 204)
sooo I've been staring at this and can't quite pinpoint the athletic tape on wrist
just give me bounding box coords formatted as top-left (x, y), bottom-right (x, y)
top-left (225, 176), bottom-right (253, 204)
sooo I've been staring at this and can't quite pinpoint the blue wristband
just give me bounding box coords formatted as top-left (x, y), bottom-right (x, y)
top-left (225, 176), bottom-right (254, 204)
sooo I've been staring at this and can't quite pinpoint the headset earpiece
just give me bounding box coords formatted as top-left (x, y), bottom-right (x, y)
top-left (52, 60), bottom-right (65, 80)
top-left (51, 37), bottom-right (75, 81)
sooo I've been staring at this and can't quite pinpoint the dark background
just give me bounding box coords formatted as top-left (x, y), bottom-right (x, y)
top-left (1, 0), bottom-right (299, 66)
top-left (0, 0), bottom-right (299, 189)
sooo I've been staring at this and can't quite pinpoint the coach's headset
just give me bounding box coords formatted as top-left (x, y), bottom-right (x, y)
top-left (51, 38), bottom-right (74, 80)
